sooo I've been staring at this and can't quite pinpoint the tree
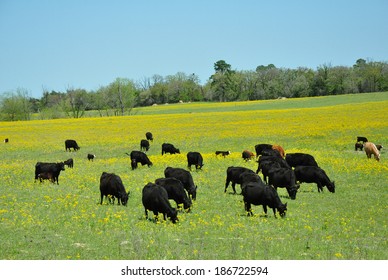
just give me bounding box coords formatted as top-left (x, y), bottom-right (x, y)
top-left (106, 78), bottom-right (137, 116)
top-left (61, 88), bottom-right (89, 118)
top-left (0, 88), bottom-right (32, 121)
top-left (210, 60), bottom-right (236, 101)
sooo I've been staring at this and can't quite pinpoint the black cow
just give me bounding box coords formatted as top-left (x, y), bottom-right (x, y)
top-left (35, 162), bottom-right (65, 185)
top-left (99, 172), bottom-right (130, 206)
top-left (294, 166), bottom-right (335, 193)
top-left (376, 144), bottom-right (383, 151)
top-left (267, 167), bottom-right (299, 200)
top-left (239, 171), bottom-right (264, 191)
top-left (162, 143), bottom-right (180, 155)
top-left (224, 166), bottom-right (255, 194)
top-left (65, 139), bottom-right (80, 151)
top-left (357, 136), bottom-right (368, 143)
top-left (87, 154), bottom-right (96, 161)
top-left (155, 177), bottom-right (192, 211)
top-left (187, 152), bottom-right (204, 170)
top-left (142, 182), bottom-right (178, 223)
top-left (126, 151), bottom-right (153, 169)
top-left (140, 139), bottom-right (150, 151)
top-left (164, 167), bottom-right (197, 200)
top-left (355, 142), bottom-right (364, 151)
top-left (64, 158), bottom-right (73, 168)
top-left (242, 181), bottom-right (287, 218)
top-left (215, 150), bottom-right (230, 157)
top-left (254, 144), bottom-right (273, 158)
top-left (285, 153), bottom-right (318, 168)
top-left (257, 160), bottom-right (281, 183)
top-left (146, 132), bottom-right (153, 142)
top-left (256, 155), bottom-right (290, 175)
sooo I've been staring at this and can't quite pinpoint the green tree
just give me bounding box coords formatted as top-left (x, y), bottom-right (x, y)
top-left (0, 88), bottom-right (32, 121)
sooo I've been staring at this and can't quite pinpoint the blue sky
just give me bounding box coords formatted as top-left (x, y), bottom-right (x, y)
top-left (1, 0), bottom-right (387, 98)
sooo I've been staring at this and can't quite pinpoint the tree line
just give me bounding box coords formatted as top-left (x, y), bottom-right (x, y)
top-left (1, 58), bottom-right (387, 121)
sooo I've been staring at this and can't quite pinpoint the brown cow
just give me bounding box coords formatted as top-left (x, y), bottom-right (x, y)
top-left (272, 145), bottom-right (285, 158)
top-left (242, 150), bottom-right (255, 161)
top-left (364, 142), bottom-right (380, 161)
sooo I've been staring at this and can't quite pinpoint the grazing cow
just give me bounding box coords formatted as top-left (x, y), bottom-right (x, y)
top-left (355, 142), bottom-right (364, 151)
top-left (126, 151), bottom-right (153, 169)
top-left (363, 142), bottom-right (380, 161)
top-left (64, 158), bottom-right (73, 168)
top-left (242, 150), bottom-right (255, 161)
top-left (37, 172), bottom-right (54, 183)
top-left (4, 138), bottom-right (9, 143)
top-left (242, 181), bottom-right (287, 218)
top-left (357, 136), bottom-right (368, 143)
top-left (162, 143), bottom-right (180, 155)
top-left (65, 139), bottom-right (80, 151)
top-left (272, 144), bottom-right (285, 158)
top-left (87, 154), bottom-right (96, 161)
top-left (164, 167), bottom-right (197, 200)
top-left (376, 144), bottom-right (383, 151)
top-left (224, 166), bottom-right (255, 194)
top-left (155, 177), bottom-right (192, 211)
top-left (267, 167), bottom-right (299, 200)
top-left (146, 132), bottom-right (153, 142)
top-left (215, 150), bottom-right (231, 157)
top-left (35, 162), bottom-right (65, 185)
top-left (142, 182), bottom-right (178, 223)
top-left (187, 152), bottom-right (204, 170)
top-left (257, 155), bottom-right (290, 173)
top-left (99, 172), bottom-right (130, 206)
top-left (239, 171), bottom-right (264, 191)
top-left (254, 144), bottom-right (273, 157)
top-left (294, 166), bottom-right (335, 193)
top-left (257, 160), bottom-right (281, 183)
top-left (285, 153), bottom-right (318, 168)
top-left (140, 139), bottom-right (150, 152)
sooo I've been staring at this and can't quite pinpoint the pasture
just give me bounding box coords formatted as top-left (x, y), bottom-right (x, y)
top-left (0, 92), bottom-right (387, 260)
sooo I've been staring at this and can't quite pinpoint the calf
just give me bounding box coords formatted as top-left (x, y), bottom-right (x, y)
top-left (355, 142), bottom-right (363, 151)
top-left (38, 172), bottom-right (54, 183)
top-left (294, 166), bottom-right (335, 193)
top-left (267, 167), bottom-right (299, 200)
top-left (242, 150), bottom-right (255, 161)
top-left (64, 158), bottom-right (73, 168)
top-left (65, 139), bottom-right (80, 151)
top-left (224, 166), bottom-right (255, 194)
top-left (127, 151), bottom-right (153, 169)
top-left (357, 136), bottom-right (368, 143)
top-left (146, 132), bottom-right (153, 142)
top-left (87, 154), bottom-right (96, 161)
top-left (187, 152), bottom-right (204, 170)
top-left (99, 172), bottom-right (130, 206)
top-left (164, 167), bottom-right (197, 200)
top-left (242, 181), bottom-right (287, 218)
top-left (140, 139), bottom-right (150, 152)
top-left (4, 138), bottom-right (9, 143)
top-left (142, 182), bottom-right (178, 223)
top-left (376, 144), bottom-right (383, 151)
top-left (215, 150), bottom-right (231, 157)
top-left (363, 142), bottom-right (380, 161)
top-left (35, 162), bottom-right (65, 185)
top-left (285, 153), bottom-right (318, 168)
top-left (162, 143), bottom-right (180, 155)
top-left (155, 177), bottom-right (192, 211)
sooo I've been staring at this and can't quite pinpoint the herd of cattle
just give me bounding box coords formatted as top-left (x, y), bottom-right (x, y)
top-left (31, 133), bottom-right (382, 224)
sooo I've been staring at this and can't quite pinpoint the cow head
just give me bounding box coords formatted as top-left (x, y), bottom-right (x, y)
top-left (287, 186), bottom-right (298, 200)
top-left (120, 191), bottom-right (130, 206)
top-left (58, 162), bottom-right (65, 171)
top-left (327, 181), bottom-right (335, 193)
top-left (190, 186), bottom-right (197, 201)
top-left (277, 203), bottom-right (287, 218)
top-left (169, 208), bottom-right (178, 224)
top-left (183, 196), bottom-right (192, 212)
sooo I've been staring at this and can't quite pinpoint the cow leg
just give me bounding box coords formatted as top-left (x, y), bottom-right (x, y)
top-left (262, 205), bottom-right (268, 217)
top-left (272, 208), bottom-right (277, 218)
top-left (231, 182), bottom-right (237, 194)
top-left (317, 182), bottom-right (323, 192)
top-left (244, 202), bottom-right (252, 216)
top-left (153, 211), bottom-right (159, 223)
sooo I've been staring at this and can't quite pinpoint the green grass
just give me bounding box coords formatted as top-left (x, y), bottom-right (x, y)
top-left (0, 92), bottom-right (387, 260)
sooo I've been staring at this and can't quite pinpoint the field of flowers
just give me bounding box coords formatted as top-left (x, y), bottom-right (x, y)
top-left (0, 92), bottom-right (387, 260)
